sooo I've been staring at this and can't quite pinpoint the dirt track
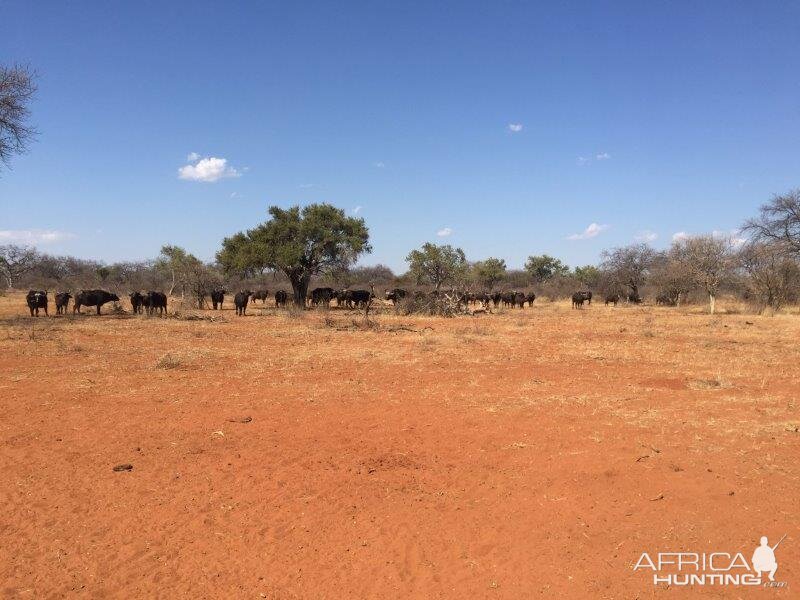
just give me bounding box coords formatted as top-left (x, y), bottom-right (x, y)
top-left (1, 293), bottom-right (798, 598)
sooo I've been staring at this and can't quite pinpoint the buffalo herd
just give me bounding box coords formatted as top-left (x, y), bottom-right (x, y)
top-left (22, 285), bottom-right (656, 317)
top-left (130, 291), bottom-right (167, 315)
top-left (26, 289), bottom-right (120, 316)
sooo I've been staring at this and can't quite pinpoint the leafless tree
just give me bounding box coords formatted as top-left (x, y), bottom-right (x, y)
top-left (0, 244), bottom-right (41, 288)
top-left (742, 189), bottom-right (800, 255)
top-left (738, 241), bottom-right (800, 312)
top-left (672, 235), bottom-right (734, 314)
top-left (649, 250), bottom-right (694, 306)
top-left (0, 64), bottom-right (37, 169)
top-left (600, 243), bottom-right (657, 299)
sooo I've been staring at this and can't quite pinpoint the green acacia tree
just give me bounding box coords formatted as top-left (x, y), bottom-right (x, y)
top-left (406, 243), bottom-right (468, 291)
top-left (218, 204), bottom-right (371, 306)
top-left (524, 254), bottom-right (569, 283)
top-left (573, 265), bottom-right (600, 287)
top-left (156, 245), bottom-right (195, 297)
top-left (472, 257), bottom-right (506, 291)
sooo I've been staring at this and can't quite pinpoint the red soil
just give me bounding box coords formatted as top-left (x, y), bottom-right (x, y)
top-left (1, 293), bottom-right (798, 598)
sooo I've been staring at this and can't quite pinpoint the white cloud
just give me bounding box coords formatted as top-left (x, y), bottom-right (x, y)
top-left (713, 229), bottom-right (747, 247)
top-left (567, 222), bottom-right (609, 240)
top-left (436, 227), bottom-right (453, 237)
top-left (0, 229), bottom-right (76, 245)
top-left (373, 161), bottom-right (385, 168)
top-left (178, 155), bottom-right (241, 182)
top-left (634, 230), bottom-right (658, 243)
top-left (577, 152), bottom-right (611, 166)
top-left (187, 151), bottom-right (200, 162)
top-left (352, 206), bottom-right (362, 214)
top-left (672, 231), bottom-right (690, 242)
top-left (299, 183), bottom-right (315, 189)
top-left (508, 123), bottom-right (523, 132)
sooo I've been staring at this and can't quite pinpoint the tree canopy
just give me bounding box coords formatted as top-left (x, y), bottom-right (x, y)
top-left (524, 254), bottom-right (569, 283)
top-left (0, 65), bottom-right (37, 169)
top-left (671, 235), bottom-right (734, 314)
top-left (600, 243), bottom-right (656, 297)
top-left (217, 204), bottom-right (371, 305)
top-left (573, 265), bottom-right (600, 287)
top-left (406, 243), bottom-right (467, 291)
top-left (472, 258), bottom-right (507, 290)
top-left (742, 189), bottom-right (800, 255)
top-left (0, 244), bottom-right (40, 288)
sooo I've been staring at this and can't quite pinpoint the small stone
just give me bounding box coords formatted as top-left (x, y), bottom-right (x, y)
top-left (113, 464), bottom-right (133, 472)
top-left (228, 416), bottom-right (252, 423)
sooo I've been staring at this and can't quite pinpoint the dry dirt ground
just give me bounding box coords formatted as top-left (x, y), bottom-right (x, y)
top-left (1, 292), bottom-right (798, 599)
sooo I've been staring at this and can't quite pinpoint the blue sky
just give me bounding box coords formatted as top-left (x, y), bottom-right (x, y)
top-left (2, 1), bottom-right (799, 272)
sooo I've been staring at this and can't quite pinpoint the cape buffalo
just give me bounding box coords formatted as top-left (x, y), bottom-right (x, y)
top-left (274, 290), bottom-right (288, 307)
top-left (572, 291), bottom-right (591, 309)
top-left (130, 292), bottom-right (145, 314)
top-left (250, 290), bottom-right (269, 304)
top-left (210, 289), bottom-right (225, 310)
top-left (146, 291), bottom-right (168, 315)
top-left (385, 288), bottom-right (408, 305)
top-left (349, 289), bottom-right (373, 308)
top-left (74, 290), bottom-right (120, 315)
top-left (234, 290), bottom-right (251, 316)
top-left (310, 287), bottom-right (335, 307)
top-left (55, 292), bottom-right (71, 315)
top-left (26, 290), bottom-right (48, 317)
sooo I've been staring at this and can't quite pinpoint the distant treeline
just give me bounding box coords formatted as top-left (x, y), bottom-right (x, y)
top-left (3, 189), bottom-right (800, 314)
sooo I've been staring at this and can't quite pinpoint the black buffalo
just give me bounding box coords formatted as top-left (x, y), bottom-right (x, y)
top-left (474, 292), bottom-right (492, 306)
top-left (26, 290), bottom-right (48, 317)
top-left (336, 289), bottom-right (373, 309)
top-left (526, 292), bottom-right (536, 306)
top-left (628, 293), bottom-right (643, 304)
top-left (348, 289), bottom-right (373, 308)
top-left (385, 288), bottom-right (408, 305)
top-left (210, 289), bottom-right (225, 310)
top-left (130, 291), bottom-right (145, 314)
top-left (500, 291), bottom-right (525, 308)
top-left (335, 289), bottom-right (350, 307)
top-left (572, 291), bottom-right (591, 309)
top-left (250, 290), bottom-right (269, 304)
top-left (604, 294), bottom-right (620, 306)
top-left (55, 292), bottom-right (72, 315)
top-left (146, 291), bottom-right (167, 315)
top-left (234, 290), bottom-right (251, 316)
top-left (274, 290), bottom-right (288, 307)
top-left (310, 287), bottom-right (335, 307)
top-left (74, 290), bottom-right (120, 315)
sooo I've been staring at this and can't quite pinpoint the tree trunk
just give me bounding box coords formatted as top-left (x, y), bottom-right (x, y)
top-left (709, 292), bottom-right (716, 315)
top-left (290, 274), bottom-right (310, 307)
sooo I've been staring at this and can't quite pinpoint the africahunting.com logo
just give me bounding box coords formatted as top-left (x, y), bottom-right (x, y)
top-left (633, 534), bottom-right (788, 588)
